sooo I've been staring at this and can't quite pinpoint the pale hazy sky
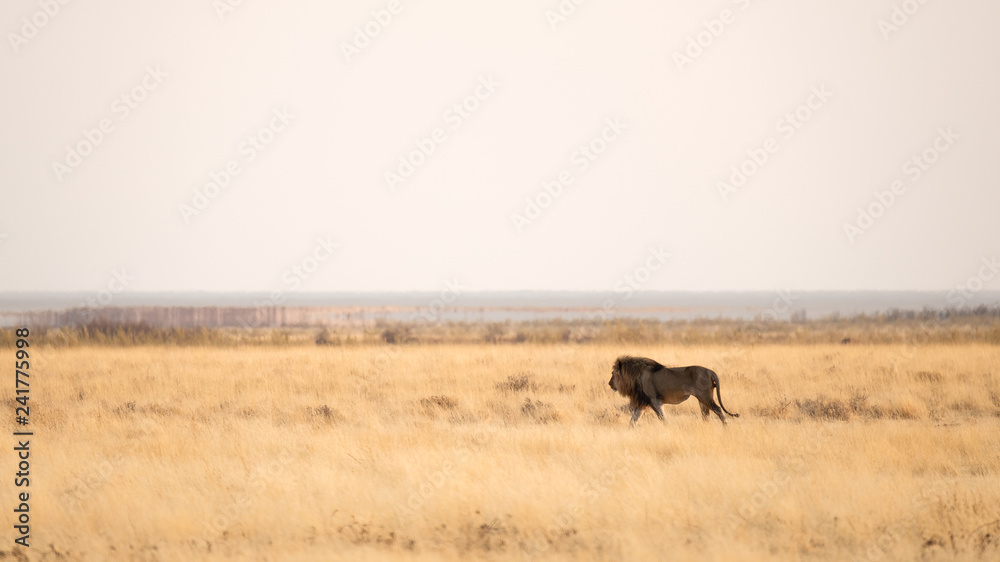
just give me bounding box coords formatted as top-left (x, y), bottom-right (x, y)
top-left (1, 0), bottom-right (998, 294)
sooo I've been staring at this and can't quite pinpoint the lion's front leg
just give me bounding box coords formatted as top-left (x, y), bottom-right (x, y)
top-left (649, 398), bottom-right (665, 420)
top-left (629, 407), bottom-right (643, 425)
top-left (640, 377), bottom-right (666, 421)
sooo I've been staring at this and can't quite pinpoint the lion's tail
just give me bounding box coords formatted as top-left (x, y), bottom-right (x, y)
top-left (712, 371), bottom-right (739, 418)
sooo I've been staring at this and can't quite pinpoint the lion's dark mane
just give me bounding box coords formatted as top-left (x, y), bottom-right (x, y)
top-left (614, 355), bottom-right (665, 410)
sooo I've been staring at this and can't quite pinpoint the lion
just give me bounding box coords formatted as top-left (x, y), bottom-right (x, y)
top-left (608, 355), bottom-right (739, 425)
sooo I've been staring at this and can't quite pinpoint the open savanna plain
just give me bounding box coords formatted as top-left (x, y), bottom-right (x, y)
top-left (3, 341), bottom-right (999, 561)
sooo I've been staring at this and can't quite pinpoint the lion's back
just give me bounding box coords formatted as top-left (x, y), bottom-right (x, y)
top-left (650, 365), bottom-right (710, 393)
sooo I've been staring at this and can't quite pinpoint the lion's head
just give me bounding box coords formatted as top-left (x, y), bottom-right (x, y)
top-left (609, 355), bottom-right (660, 403)
top-left (608, 357), bottom-right (622, 392)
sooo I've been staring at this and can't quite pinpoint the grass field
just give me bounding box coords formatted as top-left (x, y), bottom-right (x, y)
top-left (4, 342), bottom-right (1000, 560)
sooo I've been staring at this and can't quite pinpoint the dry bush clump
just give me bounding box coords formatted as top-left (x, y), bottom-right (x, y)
top-left (420, 395), bottom-right (459, 410)
top-left (239, 406), bottom-right (260, 418)
top-left (752, 397), bottom-right (793, 419)
top-left (310, 404), bottom-right (345, 425)
top-left (793, 390), bottom-right (929, 421)
top-left (338, 516), bottom-right (414, 550)
top-left (796, 395), bottom-right (852, 420)
top-left (856, 393), bottom-right (927, 420)
top-left (315, 328), bottom-right (342, 346)
top-left (483, 323), bottom-right (506, 344)
top-left (112, 401), bottom-right (136, 416)
top-left (520, 398), bottom-right (560, 424)
top-left (113, 401), bottom-right (175, 417)
top-left (847, 390), bottom-right (869, 413)
top-left (380, 324), bottom-right (412, 344)
top-left (419, 395), bottom-right (460, 419)
top-left (913, 370), bottom-right (943, 383)
top-left (495, 373), bottom-right (538, 393)
top-left (446, 410), bottom-right (479, 425)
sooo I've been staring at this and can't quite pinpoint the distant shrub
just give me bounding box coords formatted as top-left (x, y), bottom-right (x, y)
top-left (420, 395), bottom-right (458, 410)
top-left (797, 396), bottom-right (851, 421)
top-left (379, 325), bottom-right (411, 344)
top-left (753, 398), bottom-right (792, 419)
top-left (315, 329), bottom-right (340, 345)
top-left (520, 398), bottom-right (560, 423)
top-left (310, 405), bottom-right (345, 425)
top-left (913, 371), bottom-right (942, 383)
top-left (483, 323), bottom-right (505, 344)
top-left (495, 374), bottom-right (538, 393)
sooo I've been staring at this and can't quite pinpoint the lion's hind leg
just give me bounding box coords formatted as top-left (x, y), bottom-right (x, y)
top-left (710, 403), bottom-right (727, 424)
top-left (696, 395), bottom-right (727, 425)
top-left (699, 401), bottom-right (710, 420)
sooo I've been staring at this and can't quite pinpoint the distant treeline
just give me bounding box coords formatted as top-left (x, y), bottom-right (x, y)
top-left (2, 305), bottom-right (999, 347)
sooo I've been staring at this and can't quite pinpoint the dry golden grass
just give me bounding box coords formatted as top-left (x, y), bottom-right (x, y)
top-left (4, 343), bottom-right (1000, 561)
